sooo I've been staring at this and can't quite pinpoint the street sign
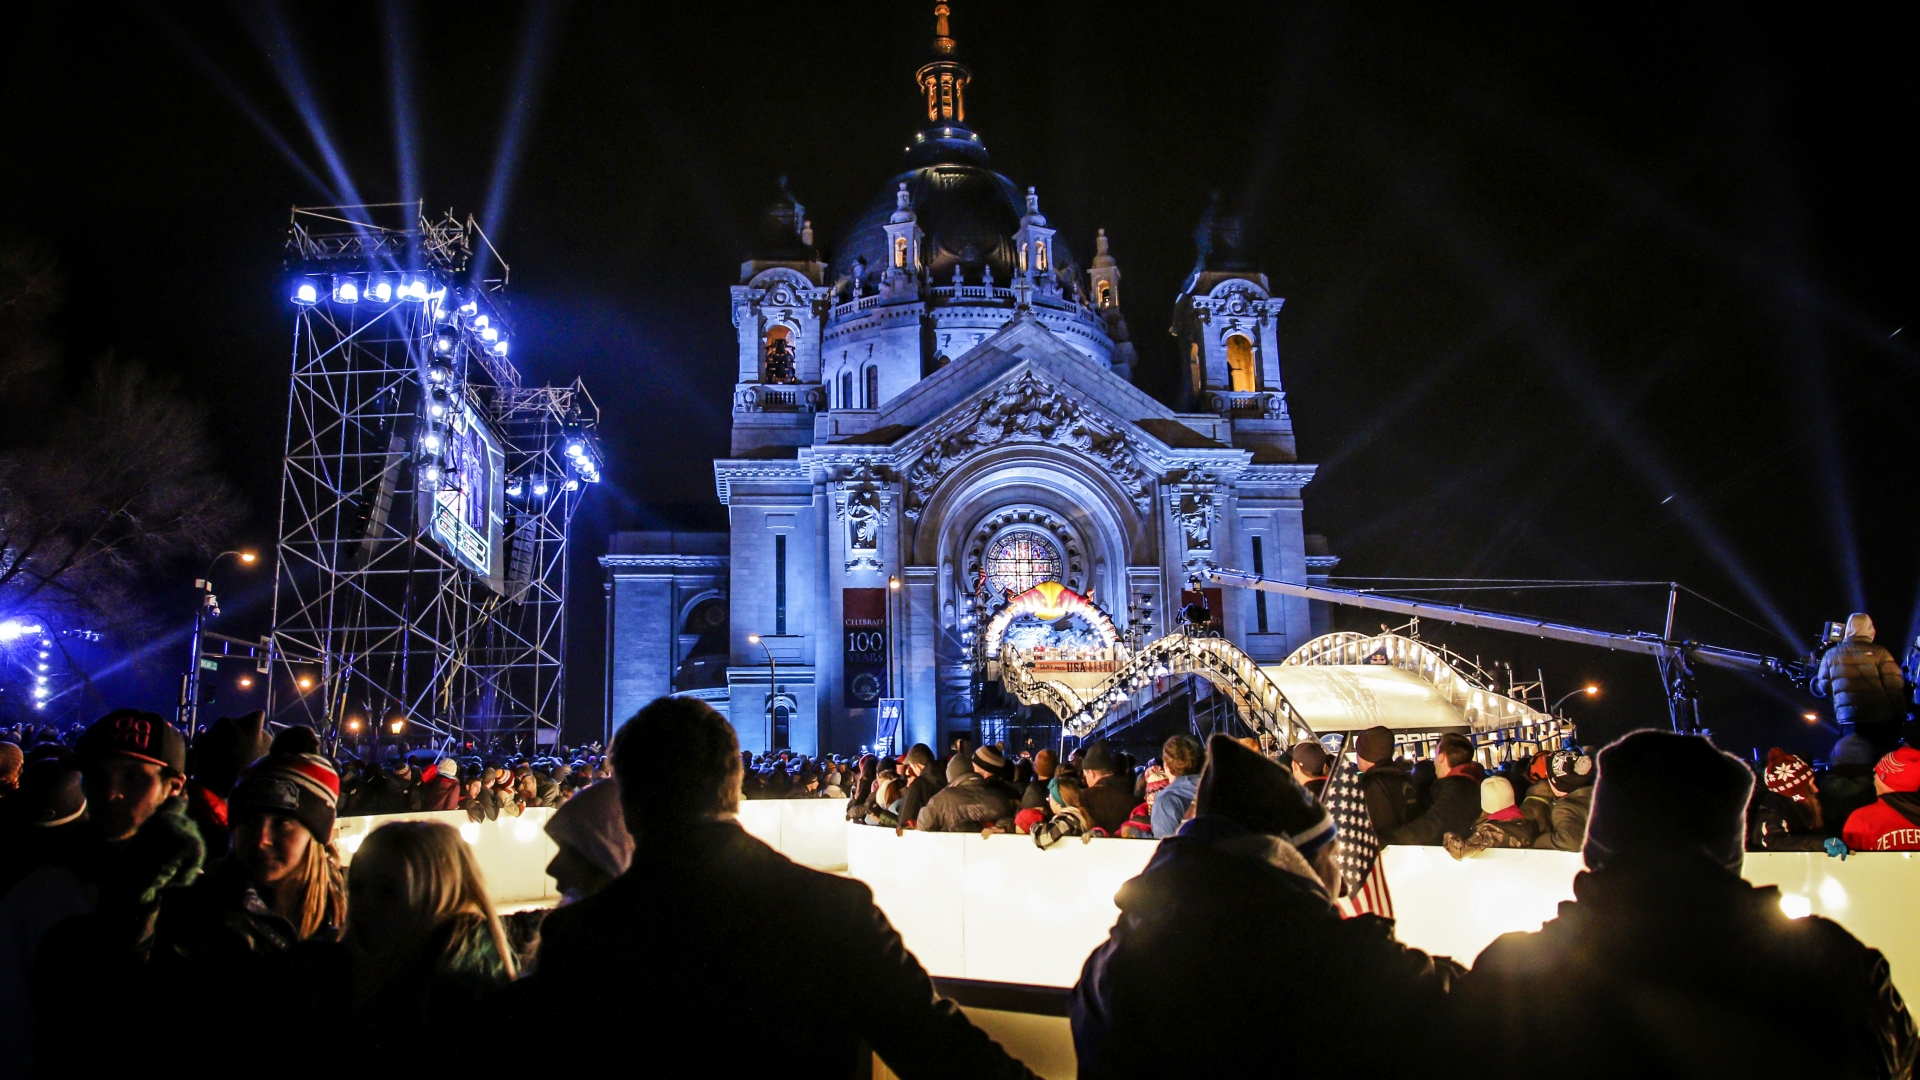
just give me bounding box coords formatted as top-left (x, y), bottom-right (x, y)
top-left (876, 697), bottom-right (904, 754)
top-left (198, 658), bottom-right (220, 672)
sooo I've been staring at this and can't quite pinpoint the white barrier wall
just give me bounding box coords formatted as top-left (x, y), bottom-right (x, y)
top-left (736, 799), bottom-right (851, 870)
top-left (848, 826), bottom-right (1155, 986)
top-left (334, 809), bottom-right (561, 908)
top-left (846, 825), bottom-right (1920, 997)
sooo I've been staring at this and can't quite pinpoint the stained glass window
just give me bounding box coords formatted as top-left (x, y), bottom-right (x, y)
top-left (984, 530), bottom-right (1061, 596)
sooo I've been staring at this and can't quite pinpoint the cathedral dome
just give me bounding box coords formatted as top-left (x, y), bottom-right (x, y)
top-left (830, 164), bottom-right (1076, 291)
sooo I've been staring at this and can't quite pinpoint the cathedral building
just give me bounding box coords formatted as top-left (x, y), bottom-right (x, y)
top-left (603, 5), bottom-right (1334, 753)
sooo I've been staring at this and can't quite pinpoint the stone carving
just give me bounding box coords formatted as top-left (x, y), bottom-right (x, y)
top-left (833, 458), bottom-right (894, 571)
top-left (1176, 492), bottom-right (1215, 552)
top-left (902, 372), bottom-right (1154, 521)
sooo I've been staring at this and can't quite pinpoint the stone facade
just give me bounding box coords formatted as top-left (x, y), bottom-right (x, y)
top-left (601, 8), bottom-right (1328, 751)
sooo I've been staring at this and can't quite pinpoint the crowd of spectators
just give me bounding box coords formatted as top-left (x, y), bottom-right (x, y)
top-left (5, 693), bottom-right (1920, 1078)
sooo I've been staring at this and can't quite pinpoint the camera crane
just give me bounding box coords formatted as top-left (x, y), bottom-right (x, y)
top-left (1205, 569), bottom-right (1812, 733)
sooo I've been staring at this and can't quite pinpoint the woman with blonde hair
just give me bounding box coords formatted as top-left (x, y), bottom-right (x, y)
top-left (344, 819), bottom-right (516, 993)
top-left (156, 752), bottom-right (347, 969)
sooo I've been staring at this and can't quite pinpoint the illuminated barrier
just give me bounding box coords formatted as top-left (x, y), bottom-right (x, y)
top-left (736, 799), bottom-right (852, 871)
top-left (1383, 846), bottom-right (1920, 999)
top-left (846, 826), bottom-right (1920, 999)
top-left (847, 825), bottom-right (1155, 986)
top-left (334, 809), bottom-right (561, 908)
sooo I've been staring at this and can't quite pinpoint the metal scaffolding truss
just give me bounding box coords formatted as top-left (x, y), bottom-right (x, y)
top-left (268, 203), bottom-right (599, 751)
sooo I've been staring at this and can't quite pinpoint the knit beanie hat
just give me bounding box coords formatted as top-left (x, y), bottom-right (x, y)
top-left (1832, 734), bottom-right (1877, 768)
top-left (1081, 741), bottom-right (1117, 775)
top-left (946, 754), bottom-right (974, 783)
top-left (228, 753), bottom-right (340, 842)
top-left (544, 779), bottom-right (634, 880)
top-left (1195, 734), bottom-right (1336, 856)
top-left (1481, 775), bottom-right (1517, 815)
top-left (1355, 726), bottom-right (1395, 765)
top-left (1547, 749), bottom-right (1595, 792)
top-left (1762, 749), bottom-right (1816, 804)
top-left (189, 711), bottom-right (270, 798)
top-left (437, 756), bottom-right (460, 780)
top-left (76, 709), bottom-right (186, 775)
top-left (1033, 749), bottom-right (1057, 780)
top-left (1874, 747), bottom-right (1920, 793)
top-left (972, 745), bottom-right (1006, 772)
top-left (269, 725), bottom-right (322, 757)
top-left (1583, 729), bottom-right (1752, 872)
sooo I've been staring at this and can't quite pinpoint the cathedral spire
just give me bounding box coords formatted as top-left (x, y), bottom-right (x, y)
top-left (916, 3), bottom-right (970, 125)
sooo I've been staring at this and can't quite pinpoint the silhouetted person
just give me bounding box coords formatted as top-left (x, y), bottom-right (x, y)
top-left (1813, 613), bottom-right (1909, 749)
top-left (1073, 735), bottom-right (1456, 1080)
top-left (1453, 729), bottom-right (1916, 1079)
top-left (514, 697), bottom-right (1035, 1079)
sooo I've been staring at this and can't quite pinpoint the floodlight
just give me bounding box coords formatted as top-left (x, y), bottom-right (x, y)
top-left (332, 277), bottom-right (360, 304)
top-left (459, 300), bottom-right (478, 317)
top-left (400, 278), bottom-right (429, 301)
top-left (490, 340), bottom-right (508, 356)
top-left (429, 402), bottom-right (446, 418)
top-left (0, 620), bottom-right (44, 643)
top-left (421, 432), bottom-right (442, 453)
top-left (472, 314), bottom-right (489, 329)
top-left (427, 362), bottom-right (452, 384)
top-left (565, 440), bottom-right (585, 457)
top-left (531, 476), bottom-right (549, 496)
top-left (422, 464), bottom-right (442, 484)
top-left (432, 335), bottom-right (456, 357)
top-left (37, 663), bottom-right (47, 671)
top-left (480, 327), bottom-right (499, 343)
top-left (367, 278), bottom-right (393, 303)
top-left (291, 282), bottom-right (319, 306)
top-left (564, 479), bottom-right (580, 491)
top-left (506, 477), bottom-right (525, 498)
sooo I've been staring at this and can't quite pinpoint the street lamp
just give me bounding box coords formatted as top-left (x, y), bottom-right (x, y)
top-left (747, 633), bottom-right (777, 752)
top-left (1550, 684), bottom-right (1600, 714)
top-left (180, 549), bottom-right (258, 732)
top-left (887, 576), bottom-right (900, 701)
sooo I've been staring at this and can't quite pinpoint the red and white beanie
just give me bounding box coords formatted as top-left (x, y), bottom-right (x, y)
top-left (1875, 747), bottom-right (1920, 794)
top-left (1763, 748), bottom-right (1816, 804)
top-left (229, 753), bottom-right (341, 841)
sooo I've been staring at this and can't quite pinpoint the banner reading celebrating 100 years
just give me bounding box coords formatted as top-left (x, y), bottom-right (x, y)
top-left (843, 587), bottom-right (888, 712)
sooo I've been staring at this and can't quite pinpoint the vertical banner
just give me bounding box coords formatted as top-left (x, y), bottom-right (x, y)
top-left (876, 698), bottom-right (904, 754)
top-left (843, 587), bottom-right (888, 710)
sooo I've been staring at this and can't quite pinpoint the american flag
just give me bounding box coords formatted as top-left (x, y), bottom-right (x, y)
top-left (1322, 760), bottom-right (1394, 920)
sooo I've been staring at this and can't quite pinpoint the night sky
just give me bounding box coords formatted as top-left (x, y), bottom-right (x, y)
top-left (4, 2), bottom-right (1914, 753)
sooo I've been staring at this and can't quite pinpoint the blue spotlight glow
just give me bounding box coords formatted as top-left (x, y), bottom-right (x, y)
top-left (421, 432), bottom-right (442, 453)
top-left (565, 440), bottom-right (585, 457)
top-left (292, 282), bottom-right (319, 306)
top-left (531, 475), bottom-right (549, 496)
top-left (432, 335), bottom-right (455, 357)
top-left (422, 464), bottom-right (441, 484)
top-left (506, 477), bottom-right (525, 498)
top-left (490, 340), bottom-right (509, 357)
top-left (367, 278), bottom-right (393, 303)
top-left (332, 277), bottom-right (360, 304)
top-left (472, 314), bottom-right (490, 329)
top-left (460, 301), bottom-right (478, 317)
top-left (480, 327), bottom-right (499, 343)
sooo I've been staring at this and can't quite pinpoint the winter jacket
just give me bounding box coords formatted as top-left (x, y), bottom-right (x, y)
top-left (1019, 778), bottom-right (1051, 811)
top-left (1384, 763), bottom-right (1484, 846)
top-left (896, 770), bottom-right (942, 828)
top-left (1359, 761), bottom-right (1417, 834)
top-left (1149, 774), bottom-right (1199, 839)
top-left (514, 820), bottom-right (1036, 1079)
top-left (1823, 767), bottom-right (1880, 833)
top-left (915, 774), bottom-right (1014, 833)
top-left (1453, 853), bottom-right (1916, 1079)
top-left (1081, 774), bottom-right (1138, 834)
top-left (1520, 779), bottom-right (1556, 837)
top-left (1843, 796), bottom-right (1920, 852)
top-left (1034, 805), bottom-right (1095, 849)
top-left (1747, 791), bottom-right (1829, 852)
top-left (415, 775), bottom-right (461, 812)
top-left (1072, 815), bottom-right (1457, 1080)
top-left (1531, 786), bottom-right (1593, 851)
top-left (1444, 808), bottom-right (1537, 859)
top-left (1813, 634), bottom-right (1908, 729)
top-left (152, 858), bottom-right (334, 974)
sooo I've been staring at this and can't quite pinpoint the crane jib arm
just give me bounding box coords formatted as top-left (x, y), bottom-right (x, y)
top-left (1205, 569), bottom-right (1794, 678)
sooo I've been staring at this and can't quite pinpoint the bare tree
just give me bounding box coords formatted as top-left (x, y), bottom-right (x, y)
top-left (0, 243), bottom-right (242, 634)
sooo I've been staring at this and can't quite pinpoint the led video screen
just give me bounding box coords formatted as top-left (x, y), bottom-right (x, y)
top-left (425, 400), bottom-right (505, 592)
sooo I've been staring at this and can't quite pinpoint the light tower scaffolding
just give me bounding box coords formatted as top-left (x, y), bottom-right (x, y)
top-left (269, 203), bottom-right (602, 751)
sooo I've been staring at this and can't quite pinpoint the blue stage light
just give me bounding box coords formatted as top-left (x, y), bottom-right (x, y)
top-left (531, 475), bottom-right (549, 496)
top-left (480, 327), bottom-right (499, 343)
top-left (565, 440), bottom-right (585, 457)
top-left (367, 278), bottom-right (393, 303)
top-left (432, 334), bottom-right (455, 357)
top-left (400, 278), bottom-right (428, 302)
top-left (472, 314), bottom-right (489, 329)
top-left (490, 340), bottom-right (509, 357)
top-left (427, 363), bottom-right (453, 384)
top-left (459, 300), bottom-right (478, 317)
top-left (421, 432), bottom-right (442, 453)
top-left (507, 477), bottom-right (525, 498)
top-left (422, 464), bottom-right (441, 484)
top-left (564, 479), bottom-right (580, 492)
top-left (332, 277), bottom-right (360, 304)
top-left (292, 282), bottom-right (319, 306)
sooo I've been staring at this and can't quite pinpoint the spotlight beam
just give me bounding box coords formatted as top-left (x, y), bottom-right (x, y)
top-left (475, 0), bottom-right (570, 285)
top-left (240, 1), bottom-right (372, 225)
top-left (380, 0), bottom-right (424, 262)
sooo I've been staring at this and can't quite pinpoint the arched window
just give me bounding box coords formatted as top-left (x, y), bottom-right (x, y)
top-left (1226, 334), bottom-right (1257, 392)
top-left (763, 325), bottom-right (795, 384)
top-left (893, 235), bottom-right (908, 269)
top-left (1019, 244), bottom-right (1029, 271)
top-left (1189, 342), bottom-right (1205, 393)
top-left (1096, 281), bottom-right (1112, 308)
top-left (864, 366), bottom-right (880, 409)
top-left (839, 370), bottom-right (854, 410)
top-left (1035, 242), bottom-right (1048, 271)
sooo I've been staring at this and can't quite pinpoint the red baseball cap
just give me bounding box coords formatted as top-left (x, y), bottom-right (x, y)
top-left (75, 709), bottom-right (186, 775)
top-left (1874, 747), bottom-right (1920, 793)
